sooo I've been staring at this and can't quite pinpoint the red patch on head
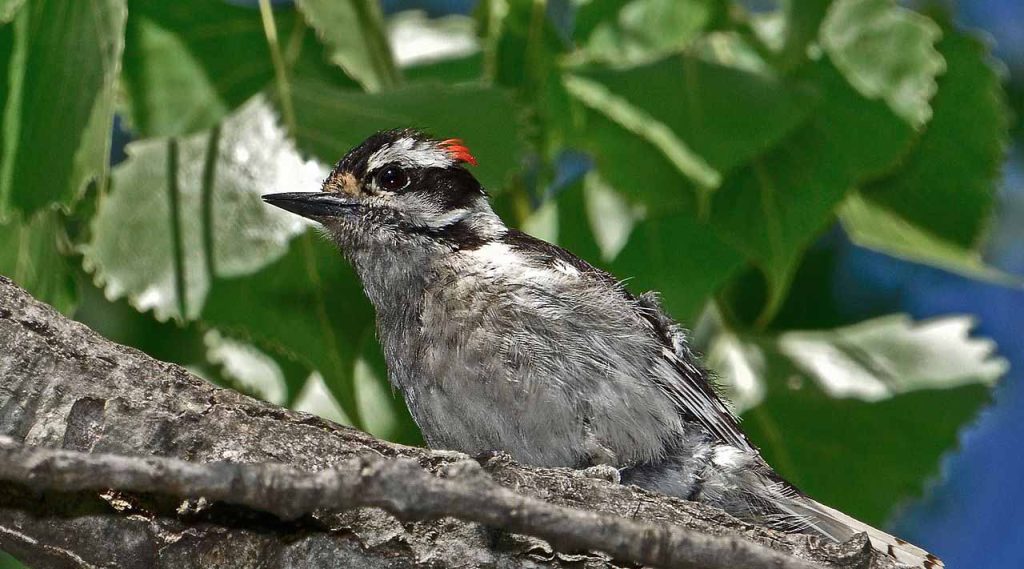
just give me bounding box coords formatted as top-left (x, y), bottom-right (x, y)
top-left (440, 138), bottom-right (478, 166)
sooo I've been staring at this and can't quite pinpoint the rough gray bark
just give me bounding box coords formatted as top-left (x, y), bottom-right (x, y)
top-left (0, 276), bottom-right (895, 569)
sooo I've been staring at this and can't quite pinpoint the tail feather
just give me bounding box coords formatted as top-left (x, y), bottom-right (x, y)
top-left (784, 497), bottom-right (943, 569)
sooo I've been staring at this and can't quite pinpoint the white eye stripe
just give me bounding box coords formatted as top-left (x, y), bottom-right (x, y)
top-left (427, 208), bottom-right (471, 228)
top-left (367, 137), bottom-right (454, 171)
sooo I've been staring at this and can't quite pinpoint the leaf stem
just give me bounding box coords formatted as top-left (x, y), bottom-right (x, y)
top-left (258, 0), bottom-right (297, 136)
top-left (353, 0), bottom-right (401, 89)
top-left (511, 179), bottom-right (534, 227)
top-left (751, 159), bottom-right (787, 329)
top-left (481, 0), bottom-right (506, 83)
top-left (14, 214), bottom-right (30, 285)
top-left (283, 10), bottom-right (306, 66)
top-left (524, 0), bottom-right (547, 96)
top-left (200, 125), bottom-right (221, 282)
top-left (167, 138), bottom-right (188, 322)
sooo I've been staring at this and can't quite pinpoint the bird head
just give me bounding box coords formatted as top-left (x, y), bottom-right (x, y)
top-left (262, 129), bottom-right (503, 253)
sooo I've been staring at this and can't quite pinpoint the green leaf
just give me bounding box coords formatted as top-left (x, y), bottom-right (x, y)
top-left (520, 181), bottom-right (606, 265)
top-left (0, 211), bottom-right (76, 314)
top-left (709, 60), bottom-right (916, 322)
top-left (733, 315), bottom-right (1005, 525)
top-left (778, 0), bottom-right (832, 71)
top-left (403, 52), bottom-right (485, 84)
top-left (0, 0), bottom-right (23, 23)
top-left (0, 550), bottom-right (25, 569)
top-left (124, 0), bottom-right (272, 124)
top-left (820, 0), bottom-right (944, 128)
top-left (0, 24), bottom-right (12, 150)
top-left (612, 211), bottom-right (745, 323)
top-left (294, 0), bottom-right (399, 91)
top-left (202, 232), bottom-right (375, 427)
top-left (204, 329), bottom-right (288, 406)
top-left (289, 77), bottom-right (526, 192)
top-left (839, 193), bottom-right (1021, 286)
top-left (354, 328), bottom-right (422, 445)
top-left (577, 110), bottom-right (701, 213)
top-left (519, 196), bottom-right (558, 242)
top-left (573, 0), bottom-right (629, 44)
top-left (582, 172), bottom-right (641, 262)
top-left (82, 96), bottom-right (322, 322)
top-left (861, 31), bottom-right (1010, 249)
top-left (565, 73), bottom-right (721, 191)
top-left (567, 55), bottom-right (817, 196)
top-left (776, 315), bottom-right (1006, 398)
top-left (0, 0), bottom-right (126, 216)
top-left (479, 0), bottom-right (572, 159)
top-left (122, 8), bottom-right (238, 137)
top-left (293, 371), bottom-right (352, 426)
top-left (751, 383), bottom-right (992, 526)
top-left (122, 1), bottom-right (351, 138)
top-left (581, 165), bottom-right (744, 325)
top-left (520, 171), bottom-right (643, 280)
top-left (688, 28), bottom-right (774, 74)
top-left (581, 0), bottom-right (713, 65)
top-left (483, 0), bottom-right (568, 88)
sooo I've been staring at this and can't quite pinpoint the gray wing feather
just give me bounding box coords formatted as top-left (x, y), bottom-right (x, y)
top-left (634, 292), bottom-right (753, 451)
top-left (504, 229), bottom-right (752, 451)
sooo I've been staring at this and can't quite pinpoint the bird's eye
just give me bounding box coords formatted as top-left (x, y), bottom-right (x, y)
top-left (376, 166), bottom-right (409, 192)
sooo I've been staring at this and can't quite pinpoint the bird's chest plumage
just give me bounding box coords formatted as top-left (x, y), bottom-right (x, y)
top-left (378, 246), bottom-right (684, 469)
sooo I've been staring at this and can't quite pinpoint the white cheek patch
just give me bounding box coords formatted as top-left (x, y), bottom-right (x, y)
top-left (367, 137), bottom-right (455, 171)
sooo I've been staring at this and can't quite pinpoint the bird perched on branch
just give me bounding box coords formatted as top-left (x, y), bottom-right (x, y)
top-left (263, 129), bottom-right (940, 569)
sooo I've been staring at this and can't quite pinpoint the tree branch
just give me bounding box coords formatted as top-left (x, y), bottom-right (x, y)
top-left (0, 275), bottom-right (892, 569)
top-left (0, 438), bottom-right (815, 569)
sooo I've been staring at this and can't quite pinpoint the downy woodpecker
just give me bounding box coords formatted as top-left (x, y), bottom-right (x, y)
top-left (263, 129), bottom-right (941, 569)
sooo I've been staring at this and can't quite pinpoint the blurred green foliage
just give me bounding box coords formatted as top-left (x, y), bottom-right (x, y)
top-left (0, 4), bottom-right (1016, 565)
top-left (0, 551), bottom-right (22, 569)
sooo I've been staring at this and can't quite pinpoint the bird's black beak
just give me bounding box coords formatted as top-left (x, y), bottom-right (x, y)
top-left (261, 192), bottom-right (360, 219)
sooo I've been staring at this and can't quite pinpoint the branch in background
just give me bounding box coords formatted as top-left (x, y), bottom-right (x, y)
top-left (0, 275), bottom-right (892, 569)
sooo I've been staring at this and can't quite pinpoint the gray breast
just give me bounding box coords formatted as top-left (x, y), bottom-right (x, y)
top-left (389, 241), bottom-right (685, 469)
